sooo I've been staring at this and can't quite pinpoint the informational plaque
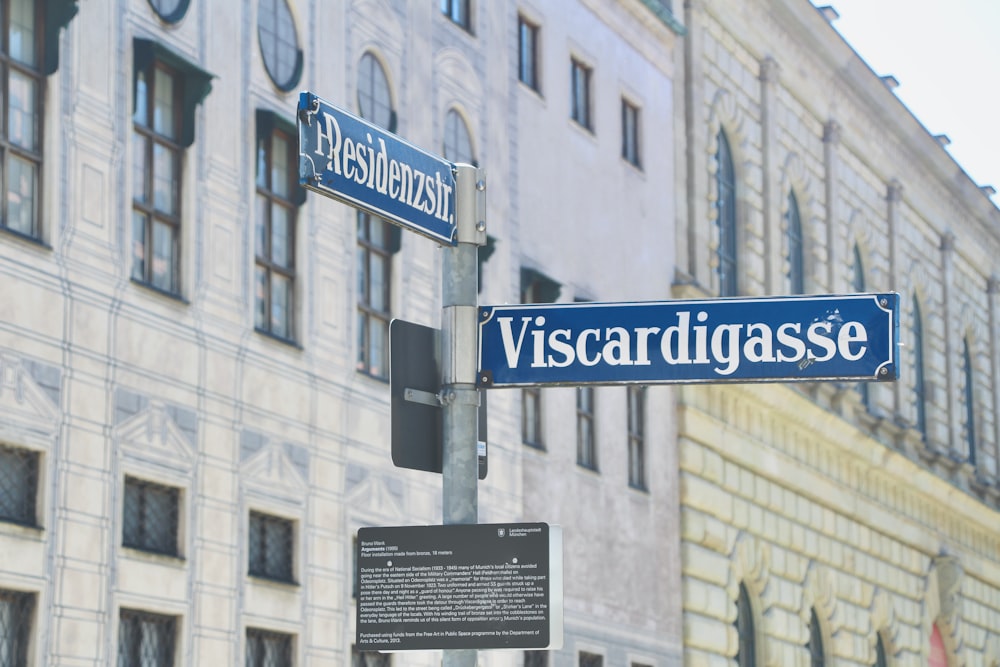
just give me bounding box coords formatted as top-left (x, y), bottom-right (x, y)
top-left (356, 523), bottom-right (563, 651)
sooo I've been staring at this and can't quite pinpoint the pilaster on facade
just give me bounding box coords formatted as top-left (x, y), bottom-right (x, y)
top-left (758, 56), bottom-right (781, 295)
top-left (822, 119), bottom-right (842, 292)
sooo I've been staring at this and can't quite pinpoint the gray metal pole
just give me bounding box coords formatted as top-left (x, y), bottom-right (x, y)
top-left (441, 164), bottom-right (485, 667)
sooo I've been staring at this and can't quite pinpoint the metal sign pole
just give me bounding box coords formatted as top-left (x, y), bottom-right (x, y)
top-left (441, 164), bottom-right (485, 667)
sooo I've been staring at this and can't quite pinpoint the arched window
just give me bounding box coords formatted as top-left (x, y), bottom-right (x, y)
top-left (853, 245), bottom-right (871, 409)
top-left (913, 296), bottom-right (927, 438)
top-left (786, 191), bottom-right (804, 294)
top-left (716, 130), bottom-right (738, 296)
top-left (873, 632), bottom-right (888, 667)
top-left (807, 608), bottom-right (825, 667)
top-left (963, 338), bottom-right (976, 466)
top-left (443, 108), bottom-right (476, 166)
top-left (357, 52), bottom-right (394, 132)
top-left (735, 582), bottom-right (756, 667)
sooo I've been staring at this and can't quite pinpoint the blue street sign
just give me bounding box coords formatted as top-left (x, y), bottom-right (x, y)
top-left (297, 91), bottom-right (457, 246)
top-left (478, 293), bottom-right (899, 387)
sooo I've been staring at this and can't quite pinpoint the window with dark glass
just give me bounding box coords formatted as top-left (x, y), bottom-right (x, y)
top-left (0, 589), bottom-right (34, 666)
top-left (627, 386), bottom-right (646, 490)
top-left (118, 608), bottom-right (176, 667)
top-left (524, 650), bottom-right (548, 667)
top-left (1, 0), bottom-right (44, 239)
top-left (852, 245), bottom-right (871, 410)
top-left (352, 645), bottom-right (391, 667)
top-left (0, 444), bottom-right (38, 526)
top-left (131, 40), bottom-right (212, 296)
top-left (873, 632), bottom-right (888, 667)
top-left (356, 53), bottom-right (397, 379)
top-left (520, 269), bottom-right (560, 450)
top-left (807, 608), bottom-right (825, 666)
top-left (147, 0), bottom-right (190, 24)
top-left (786, 190), bottom-right (803, 294)
top-left (123, 477), bottom-right (179, 556)
top-left (963, 337), bottom-right (976, 466)
top-left (518, 15), bottom-right (539, 92)
top-left (622, 98), bottom-right (640, 168)
top-left (258, 0), bottom-right (302, 91)
top-left (246, 627), bottom-right (293, 667)
top-left (255, 111), bottom-right (301, 342)
top-left (443, 108), bottom-right (475, 166)
top-left (248, 511), bottom-right (295, 583)
top-left (570, 58), bottom-right (592, 130)
top-left (735, 582), bottom-right (756, 667)
top-left (578, 651), bottom-right (603, 667)
top-left (715, 129), bottom-right (737, 296)
top-left (577, 387), bottom-right (596, 470)
top-left (912, 296), bottom-right (927, 438)
top-left (441, 0), bottom-right (471, 31)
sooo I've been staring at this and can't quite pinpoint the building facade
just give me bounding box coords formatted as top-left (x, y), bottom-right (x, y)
top-left (0, 0), bottom-right (684, 666)
top-left (674, 1), bottom-right (1000, 665)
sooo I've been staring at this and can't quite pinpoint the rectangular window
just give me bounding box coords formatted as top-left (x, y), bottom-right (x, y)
top-left (577, 387), bottom-right (596, 469)
top-left (132, 59), bottom-right (183, 294)
top-left (0, 0), bottom-right (44, 239)
top-left (0, 589), bottom-right (35, 666)
top-left (247, 628), bottom-right (293, 667)
top-left (440, 0), bottom-right (471, 31)
top-left (248, 511), bottom-right (295, 583)
top-left (352, 645), bottom-right (391, 667)
top-left (518, 15), bottom-right (539, 92)
top-left (621, 98), bottom-right (641, 167)
top-left (255, 117), bottom-right (298, 342)
top-left (524, 651), bottom-right (548, 667)
top-left (570, 58), bottom-right (592, 130)
top-left (627, 386), bottom-right (646, 490)
top-left (579, 651), bottom-right (603, 667)
top-left (118, 608), bottom-right (176, 667)
top-left (522, 387), bottom-right (543, 449)
top-left (123, 477), bottom-right (179, 556)
top-left (357, 213), bottom-right (392, 380)
top-left (0, 444), bottom-right (39, 526)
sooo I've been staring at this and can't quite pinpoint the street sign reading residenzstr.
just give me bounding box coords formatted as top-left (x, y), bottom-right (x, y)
top-left (478, 293), bottom-right (899, 387)
top-left (356, 523), bottom-right (563, 651)
top-left (297, 91), bottom-right (457, 246)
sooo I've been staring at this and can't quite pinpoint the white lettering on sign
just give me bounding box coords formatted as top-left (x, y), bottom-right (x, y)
top-left (314, 111), bottom-right (453, 224)
top-left (495, 310), bottom-right (869, 377)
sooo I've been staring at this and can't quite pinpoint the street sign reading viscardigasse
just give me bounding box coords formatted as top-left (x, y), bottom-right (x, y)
top-left (478, 293), bottom-right (899, 387)
top-left (356, 523), bottom-right (563, 651)
top-left (297, 91), bottom-right (457, 246)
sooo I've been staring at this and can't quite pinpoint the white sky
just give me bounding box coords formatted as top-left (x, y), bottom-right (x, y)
top-left (814, 0), bottom-right (1000, 205)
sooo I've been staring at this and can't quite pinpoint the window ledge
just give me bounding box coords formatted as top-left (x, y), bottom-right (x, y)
top-left (0, 226), bottom-right (51, 251)
top-left (248, 573), bottom-right (299, 588)
top-left (254, 327), bottom-right (302, 350)
top-left (628, 482), bottom-right (649, 494)
top-left (356, 369), bottom-right (389, 385)
top-left (0, 520), bottom-right (44, 539)
top-left (121, 545), bottom-right (186, 566)
top-left (130, 278), bottom-right (189, 305)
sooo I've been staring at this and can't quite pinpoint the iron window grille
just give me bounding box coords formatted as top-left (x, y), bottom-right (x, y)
top-left (576, 387), bottom-right (597, 470)
top-left (570, 58), bottom-right (592, 130)
top-left (0, 0), bottom-right (44, 239)
top-left (0, 589), bottom-right (35, 666)
top-left (874, 633), bottom-right (888, 667)
top-left (246, 627), bottom-right (293, 667)
top-left (578, 651), bottom-right (603, 667)
top-left (255, 112), bottom-right (299, 342)
top-left (912, 296), bottom-right (927, 438)
top-left (123, 477), bottom-right (180, 557)
top-left (715, 129), bottom-right (738, 296)
top-left (621, 98), bottom-right (641, 168)
top-left (248, 511), bottom-right (295, 583)
top-left (808, 608), bottom-right (824, 666)
top-left (257, 0), bottom-right (303, 92)
top-left (627, 386), bottom-right (646, 490)
top-left (523, 651), bottom-right (547, 667)
top-left (522, 387), bottom-right (543, 449)
top-left (352, 645), bottom-right (391, 667)
top-left (518, 15), bottom-right (540, 92)
top-left (443, 108), bottom-right (476, 166)
top-left (852, 246), bottom-right (871, 410)
top-left (118, 608), bottom-right (176, 667)
top-left (963, 338), bottom-right (977, 466)
top-left (0, 444), bottom-right (39, 527)
top-left (440, 0), bottom-right (471, 32)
